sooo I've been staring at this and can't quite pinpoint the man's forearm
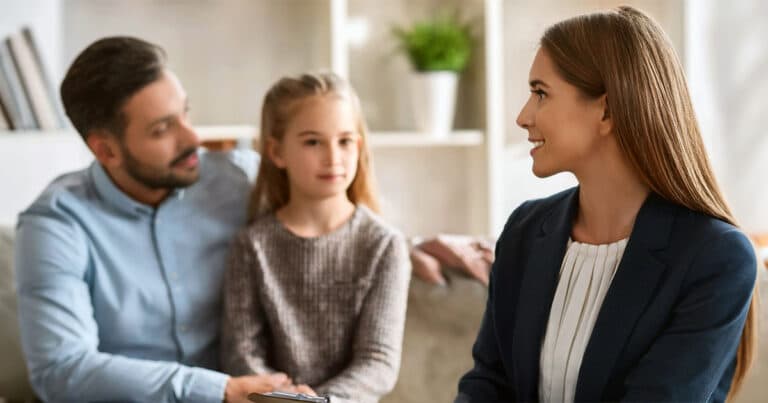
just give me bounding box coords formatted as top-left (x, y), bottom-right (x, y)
top-left (24, 347), bottom-right (229, 402)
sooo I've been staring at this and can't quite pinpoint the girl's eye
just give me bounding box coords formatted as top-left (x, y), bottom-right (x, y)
top-left (304, 139), bottom-right (319, 146)
top-left (531, 89), bottom-right (547, 100)
top-left (340, 138), bottom-right (354, 146)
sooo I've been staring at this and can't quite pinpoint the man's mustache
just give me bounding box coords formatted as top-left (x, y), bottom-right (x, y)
top-left (170, 147), bottom-right (198, 167)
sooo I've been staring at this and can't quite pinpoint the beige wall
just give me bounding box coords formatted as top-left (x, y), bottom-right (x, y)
top-left (686, 0), bottom-right (768, 234)
top-left (62, 0), bottom-right (332, 126)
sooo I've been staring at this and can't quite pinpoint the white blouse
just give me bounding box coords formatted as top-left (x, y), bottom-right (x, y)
top-left (539, 237), bottom-right (629, 403)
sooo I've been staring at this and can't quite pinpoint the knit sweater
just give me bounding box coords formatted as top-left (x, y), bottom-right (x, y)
top-left (220, 206), bottom-right (411, 403)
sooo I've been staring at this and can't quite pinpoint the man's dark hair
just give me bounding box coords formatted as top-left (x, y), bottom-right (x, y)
top-left (60, 36), bottom-right (166, 140)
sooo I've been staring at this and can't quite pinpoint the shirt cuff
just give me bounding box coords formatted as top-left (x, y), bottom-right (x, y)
top-left (186, 367), bottom-right (229, 403)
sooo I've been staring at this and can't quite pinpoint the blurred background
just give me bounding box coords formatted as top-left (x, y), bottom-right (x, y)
top-left (0, 1), bottom-right (767, 401)
top-left (1, 0), bottom-right (767, 239)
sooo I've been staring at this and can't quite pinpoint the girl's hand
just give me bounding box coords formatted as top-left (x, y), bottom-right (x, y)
top-left (289, 384), bottom-right (318, 396)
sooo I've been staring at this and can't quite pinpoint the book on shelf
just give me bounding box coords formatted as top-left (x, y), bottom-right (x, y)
top-left (22, 27), bottom-right (67, 129)
top-left (0, 38), bottom-right (37, 130)
top-left (0, 97), bottom-right (9, 130)
top-left (7, 31), bottom-right (59, 130)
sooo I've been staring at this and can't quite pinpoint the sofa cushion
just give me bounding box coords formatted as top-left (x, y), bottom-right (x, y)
top-left (0, 225), bottom-right (35, 399)
top-left (383, 271), bottom-right (486, 403)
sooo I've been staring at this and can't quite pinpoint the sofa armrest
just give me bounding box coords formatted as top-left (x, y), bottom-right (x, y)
top-left (0, 225), bottom-right (35, 400)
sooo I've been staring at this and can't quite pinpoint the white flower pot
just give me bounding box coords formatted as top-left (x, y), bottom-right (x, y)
top-left (410, 71), bottom-right (458, 137)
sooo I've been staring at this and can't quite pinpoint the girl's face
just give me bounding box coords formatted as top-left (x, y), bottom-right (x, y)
top-left (516, 48), bottom-right (610, 178)
top-left (269, 94), bottom-right (361, 203)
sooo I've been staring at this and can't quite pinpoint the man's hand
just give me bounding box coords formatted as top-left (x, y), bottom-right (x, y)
top-left (412, 235), bottom-right (495, 286)
top-left (224, 373), bottom-right (291, 403)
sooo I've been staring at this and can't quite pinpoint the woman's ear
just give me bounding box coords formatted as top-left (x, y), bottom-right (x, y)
top-left (598, 94), bottom-right (613, 136)
top-left (87, 131), bottom-right (122, 167)
top-left (266, 137), bottom-right (286, 169)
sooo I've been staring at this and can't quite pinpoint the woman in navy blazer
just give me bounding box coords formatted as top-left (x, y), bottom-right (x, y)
top-left (457, 6), bottom-right (758, 403)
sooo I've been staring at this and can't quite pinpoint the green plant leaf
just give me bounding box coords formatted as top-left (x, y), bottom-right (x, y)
top-left (392, 14), bottom-right (474, 72)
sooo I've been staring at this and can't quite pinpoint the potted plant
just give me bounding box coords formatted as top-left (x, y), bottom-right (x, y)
top-left (393, 12), bottom-right (474, 137)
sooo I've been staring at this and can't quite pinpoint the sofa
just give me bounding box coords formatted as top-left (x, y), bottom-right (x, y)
top-left (0, 226), bottom-right (35, 402)
top-left (3, 223), bottom-right (766, 403)
top-left (0, 224), bottom-right (486, 402)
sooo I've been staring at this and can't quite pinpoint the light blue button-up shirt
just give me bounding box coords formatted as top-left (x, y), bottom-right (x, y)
top-left (14, 149), bottom-right (258, 402)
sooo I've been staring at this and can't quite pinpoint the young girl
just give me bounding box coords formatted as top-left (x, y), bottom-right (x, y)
top-left (221, 73), bottom-right (411, 403)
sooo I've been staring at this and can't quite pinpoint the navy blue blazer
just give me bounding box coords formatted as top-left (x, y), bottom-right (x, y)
top-left (457, 187), bottom-right (756, 403)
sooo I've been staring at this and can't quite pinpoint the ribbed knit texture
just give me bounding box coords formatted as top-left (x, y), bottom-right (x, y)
top-left (221, 206), bottom-right (411, 403)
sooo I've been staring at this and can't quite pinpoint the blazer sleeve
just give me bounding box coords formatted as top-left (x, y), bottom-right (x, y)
top-left (455, 269), bottom-right (516, 403)
top-left (621, 229), bottom-right (757, 402)
top-left (456, 204), bottom-right (530, 402)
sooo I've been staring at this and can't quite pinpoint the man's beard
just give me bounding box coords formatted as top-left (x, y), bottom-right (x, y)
top-left (120, 143), bottom-right (200, 190)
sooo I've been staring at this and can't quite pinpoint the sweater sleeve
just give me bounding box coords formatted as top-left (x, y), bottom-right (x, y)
top-left (220, 231), bottom-right (277, 377)
top-left (315, 234), bottom-right (412, 403)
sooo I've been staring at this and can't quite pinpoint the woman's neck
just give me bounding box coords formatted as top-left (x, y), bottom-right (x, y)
top-left (572, 148), bottom-right (650, 244)
top-left (275, 194), bottom-right (356, 238)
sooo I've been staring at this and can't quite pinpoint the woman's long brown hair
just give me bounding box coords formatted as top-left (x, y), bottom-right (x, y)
top-left (541, 6), bottom-right (758, 399)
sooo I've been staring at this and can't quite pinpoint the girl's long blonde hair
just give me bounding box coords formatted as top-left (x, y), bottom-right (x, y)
top-left (249, 72), bottom-right (380, 220)
top-left (541, 6), bottom-right (757, 398)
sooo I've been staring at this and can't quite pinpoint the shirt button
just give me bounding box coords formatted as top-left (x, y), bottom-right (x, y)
top-left (180, 326), bottom-right (188, 333)
top-left (170, 272), bottom-right (178, 280)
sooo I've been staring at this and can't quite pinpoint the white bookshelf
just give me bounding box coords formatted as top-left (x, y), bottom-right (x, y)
top-left (0, 0), bottom-right (507, 237)
top-left (339, 0), bottom-right (505, 235)
top-left (195, 125), bottom-right (486, 148)
top-left (195, 125), bottom-right (256, 142)
top-left (0, 1), bottom-right (691, 236)
top-left (0, 127), bottom-right (484, 148)
top-left (369, 130), bottom-right (483, 148)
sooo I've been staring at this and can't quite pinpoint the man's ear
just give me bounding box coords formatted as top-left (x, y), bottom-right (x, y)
top-left (86, 131), bottom-right (121, 168)
top-left (266, 137), bottom-right (286, 169)
top-left (598, 94), bottom-right (613, 136)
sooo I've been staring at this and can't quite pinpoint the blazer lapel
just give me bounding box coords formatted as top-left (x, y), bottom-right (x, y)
top-left (575, 193), bottom-right (675, 401)
top-left (508, 188), bottom-right (579, 400)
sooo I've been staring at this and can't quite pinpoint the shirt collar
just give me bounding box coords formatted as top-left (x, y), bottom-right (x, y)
top-left (89, 162), bottom-right (186, 217)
